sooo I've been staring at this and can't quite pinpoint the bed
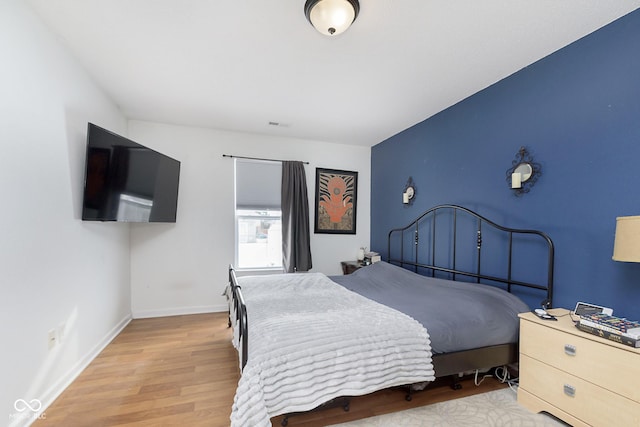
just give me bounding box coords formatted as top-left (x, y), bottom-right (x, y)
top-left (227, 204), bottom-right (554, 427)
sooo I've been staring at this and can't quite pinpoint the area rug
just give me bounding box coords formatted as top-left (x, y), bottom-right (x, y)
top-left (328, 388), bottom-right (567, 427)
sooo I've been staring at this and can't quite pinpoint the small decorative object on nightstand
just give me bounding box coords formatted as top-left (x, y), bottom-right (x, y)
top-left (518, 308), bottom-right (640, 427)
top-left (364, 251), bottom-right (380, 264)
top-left (340, 261), bottom-right (363, 275)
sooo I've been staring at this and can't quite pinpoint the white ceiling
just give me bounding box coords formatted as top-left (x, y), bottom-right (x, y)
top-left (27, 1), bottom-right (640, 147)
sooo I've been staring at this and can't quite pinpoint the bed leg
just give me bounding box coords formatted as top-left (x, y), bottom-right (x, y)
top-left (450, 375), bottom-right (463, 390)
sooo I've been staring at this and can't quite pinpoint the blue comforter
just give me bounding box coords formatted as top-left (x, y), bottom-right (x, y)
top-left (331, 261), bottom-right (530, 354)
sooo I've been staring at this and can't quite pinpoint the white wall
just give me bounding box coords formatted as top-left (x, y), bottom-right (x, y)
top-left (1, 2), bottom-right (131, 424)
top-left (128, 121), bottom-right (371, 317)
top-left (1, 2), bottom-right (371, 417)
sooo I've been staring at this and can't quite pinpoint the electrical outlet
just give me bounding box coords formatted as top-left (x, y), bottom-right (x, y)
top-left (48, 329), bottom-right (57, 350)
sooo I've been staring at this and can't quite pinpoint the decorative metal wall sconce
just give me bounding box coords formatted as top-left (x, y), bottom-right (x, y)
top-left (506, 147), bottom-right (541, 196)
top-left (403, 177), bottom-right (416, 205)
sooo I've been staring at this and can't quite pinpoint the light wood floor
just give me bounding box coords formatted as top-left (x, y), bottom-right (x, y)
top-left (35, 312), bottom-right (507, 426)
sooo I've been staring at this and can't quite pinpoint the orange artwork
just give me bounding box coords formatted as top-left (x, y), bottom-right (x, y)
top-left (315, 168), bottom-right (358, 234)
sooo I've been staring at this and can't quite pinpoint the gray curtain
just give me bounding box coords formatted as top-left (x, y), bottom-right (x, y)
top-left (281, 161), bottom-right (312, 272)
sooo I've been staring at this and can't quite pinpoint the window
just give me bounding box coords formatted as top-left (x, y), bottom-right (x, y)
top-left (235, 159), bottom-right (282, 270)
top-left (236, 209), bottom-right (282, 269)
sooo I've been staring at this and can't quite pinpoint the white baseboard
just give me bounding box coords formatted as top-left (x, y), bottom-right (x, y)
top-left (132, 304), bottom-right (227, 319)
top-left (15, 313), bottom-right (132, 427)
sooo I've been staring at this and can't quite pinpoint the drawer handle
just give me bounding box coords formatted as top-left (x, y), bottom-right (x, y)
top-left (564, 344), bottom-right (576, 356)
top-left (564, 384), bottom-right (576, 398)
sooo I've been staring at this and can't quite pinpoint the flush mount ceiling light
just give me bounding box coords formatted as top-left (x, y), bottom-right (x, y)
top-left (304, 0), bottom-right (360, 36)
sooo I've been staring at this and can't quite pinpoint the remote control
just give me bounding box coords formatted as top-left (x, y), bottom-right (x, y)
top-left (533, 308), bottom-right (557, 321)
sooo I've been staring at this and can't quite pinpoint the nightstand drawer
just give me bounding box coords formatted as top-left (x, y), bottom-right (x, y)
top-left (520, 319), bottom-right (640, 402)
top-left (520, 354), bottom-right (640, 427)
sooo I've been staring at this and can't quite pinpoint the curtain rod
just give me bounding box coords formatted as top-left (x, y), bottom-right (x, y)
top-left (223, 154), bottom-right (309, 164)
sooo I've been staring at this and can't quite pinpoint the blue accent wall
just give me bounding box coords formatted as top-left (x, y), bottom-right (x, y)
top-left (371, 9), bottom-right (640, 319)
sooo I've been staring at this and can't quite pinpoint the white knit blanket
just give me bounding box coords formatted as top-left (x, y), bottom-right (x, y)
top-left (230, 272), bottom-right (434, 427)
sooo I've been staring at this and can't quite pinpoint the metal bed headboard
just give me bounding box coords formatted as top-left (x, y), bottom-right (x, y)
top-left (387, 204), bottom-right (554, 307)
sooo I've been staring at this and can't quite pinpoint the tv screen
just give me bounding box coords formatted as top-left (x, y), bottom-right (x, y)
top-left (82, 123), bottom-right (181, 222)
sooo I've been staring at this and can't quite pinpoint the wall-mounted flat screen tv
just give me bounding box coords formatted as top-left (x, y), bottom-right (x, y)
top-left (82, 123), bottom-right (181, 222)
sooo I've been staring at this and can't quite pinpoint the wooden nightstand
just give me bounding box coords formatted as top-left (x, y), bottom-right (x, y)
top-left (340, 261), bottom-right (363, 275)
top-left (518, 309), bottom-right (640, 427)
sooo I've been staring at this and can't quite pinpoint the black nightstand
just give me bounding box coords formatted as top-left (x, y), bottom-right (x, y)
top-left (340, 261), bottom-right (364, 275)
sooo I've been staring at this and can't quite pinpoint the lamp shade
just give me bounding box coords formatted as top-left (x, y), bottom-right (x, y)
top-left (304, 0), bottom-right (359, 36)
top-left (612, 216), bottom-right (640, 262)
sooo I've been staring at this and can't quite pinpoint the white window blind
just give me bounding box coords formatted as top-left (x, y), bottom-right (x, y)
top-left (235, 159), bottom-right (281, 210)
